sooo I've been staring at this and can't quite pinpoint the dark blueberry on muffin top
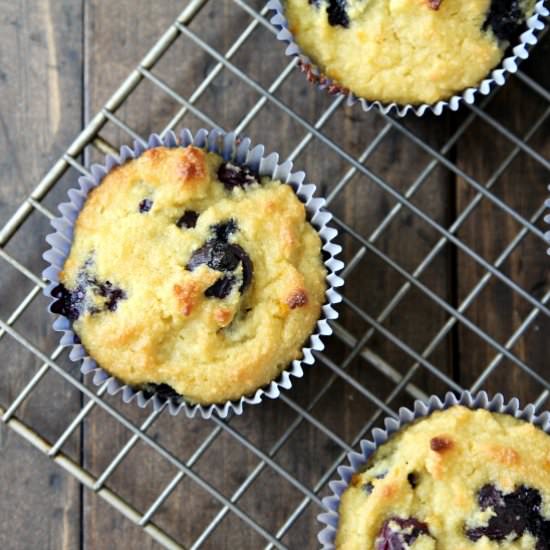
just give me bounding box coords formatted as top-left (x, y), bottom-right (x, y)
top-left (218, 162), bottom-right (258, 190)
top-left (466, 484), bottom-right (550, 548)
top-left (204, 274), bottom-right (237, 299)
top-left (375, 517), bottom-right (431, 550)
top-left (51, 283), bottom-right (84, 321)
top-left (50, 262), bottom-right (126, 319)
top-left (176, 210), bottom-right (199, 229)
top-left (186, 219), bottom-right (253, 298)
top-left (94, 281), bottom-right (126, 312)
top-left (326, 0), bottom-right (350, 27)
top-left (139, 198), bottom-right (153, 213)
top-left (212, 219), bottom-right (238, 242)
top-left (483, 0), bottom-right (529, 43)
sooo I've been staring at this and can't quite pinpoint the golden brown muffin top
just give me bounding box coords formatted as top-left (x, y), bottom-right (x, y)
top-left (54, 146), bottom-right (326, 405)
top-left (284, 0), bottom-right (535, 104)
top-left (336, 406), bottom-right (550, 549)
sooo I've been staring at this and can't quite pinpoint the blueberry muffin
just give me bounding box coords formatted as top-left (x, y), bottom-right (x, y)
top-left (283, 0), bottom-right (537, 105)
top-left (51, 145), bottom-right (327, 405)
top-left (336, 406), bottom-right (550, 549)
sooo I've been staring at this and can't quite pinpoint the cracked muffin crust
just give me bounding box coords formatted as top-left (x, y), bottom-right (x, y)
top-left (284, 0), bottom-right (536, 105)
top-left (52, 145), bottom-right (327, 405)
top-left (336, 406), bottom-right (550, 549)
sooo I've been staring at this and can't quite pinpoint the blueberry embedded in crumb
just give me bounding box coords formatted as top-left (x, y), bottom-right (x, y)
top-left (138, 198), bottom-right (153, 213)
top-left (176, 210), bottom-right (199, 229)
top-left (326, 0), bottom-right (350, 28)
top-left (232, 244), bottom-right (253, 292)
top-left (205, 274), bottom-right (236, 299)
top-left (466, 484), bottom-right (550, 547)
top-left (187, 241), bottom-right (253, 295)
top-left (212, 219), bottom-right (238, 242)
top-left (95, 281), bottom-right (127, 312)
top-left (375, 517), bottom-right (431, 550)
top-left (50, 283), bottom-right (84, 321)
top-left (483, 0), bottom-right (527, 43)
top-left (477, 483), bottom-right (505, 509)
top-left (407, 472), bottom-right (419, 489)
top-left (187, 241), bottom-right (241, 273)
top-left (186, 218), bottom-right (253, 298)
top-left (362, 481), bottom-right (374, 495)
top-left (217, 162), bottom-right (258, 191)
top-left (51, 260), bottom-right (128, 320)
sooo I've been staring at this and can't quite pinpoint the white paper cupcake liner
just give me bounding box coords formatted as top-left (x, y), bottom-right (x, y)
top-left (267, 0), bottom-right (548, 117)
top-left (317, 390), bottom-right (550, 548)
top-left (42, 128), bottom-right (344, 419)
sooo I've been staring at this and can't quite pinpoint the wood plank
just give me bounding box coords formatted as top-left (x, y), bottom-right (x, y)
top-left (0, 1), bottom-right (83, 549)
top-left (455, 39), bottom-right (550, 401)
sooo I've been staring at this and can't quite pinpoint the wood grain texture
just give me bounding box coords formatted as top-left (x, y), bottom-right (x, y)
top-left (455, 39), bottom-right (550, 400)
top-left (0, 1), bottom-right (83, 549)
top-left (0, 0), bottom-right (548, 549)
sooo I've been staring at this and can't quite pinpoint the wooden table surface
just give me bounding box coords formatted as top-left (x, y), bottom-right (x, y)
top-left (0, 1), bottom-right (549, 549)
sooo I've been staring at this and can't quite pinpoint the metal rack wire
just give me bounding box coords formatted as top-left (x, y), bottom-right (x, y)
top-left (0, 0), bottom-right (549, 548)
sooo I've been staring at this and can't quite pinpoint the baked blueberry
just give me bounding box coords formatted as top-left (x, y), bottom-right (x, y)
top-left (176, 210), bottom-right (199, 229)
top-left (218, 162), bottom-right (258, 190)
top-left (466, 484), bottom-right (550, 547)
top-left (95, 280), bottom-right (126, 312)
top-left (212, 219), bottom-right (238, 242)
top-left (51, 261), bottom-right (127, 319)
top-left (138, 198), bottom-right (153, 213)
top-left (307, 0), bottom-right (350, 27)
top-left (326, 0), bottom-right (349, 28)
top-left (187, 241), bottom-right (241, 273)
top-left (407, 472), bottom-right (419, 489)
top-left (187, 241), bottom-right (253, 295)
top-left (483, 0), bottom-right (527, 43)
top-left (187, 219), bottom-right (252, 294)
top-left (51, 283), bottom-right (84, 321)
top-left (205, 274), bottom-right (236, 299)
top-left (375, 517), bottom-right (430, 550)
top-left (362, 481), bottom-right (374, 495)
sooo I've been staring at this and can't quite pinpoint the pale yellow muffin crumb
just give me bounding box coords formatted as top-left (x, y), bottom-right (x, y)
top-left (336, 406), bottom-right (550, 549)
top-left (284, 0), bottom-right (536, 104)
top-left (56, 146), bottom-right (327, 405)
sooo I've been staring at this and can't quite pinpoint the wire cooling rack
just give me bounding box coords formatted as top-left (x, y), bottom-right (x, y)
top-left (1, 1), bottom-right (549, 548)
